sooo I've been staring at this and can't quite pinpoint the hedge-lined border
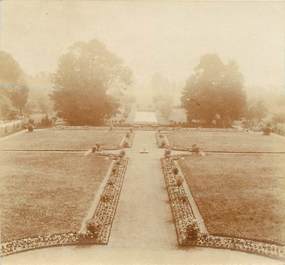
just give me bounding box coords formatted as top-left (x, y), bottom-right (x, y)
top-left (0, 155), bottom-right (128, 257)
top-left (161, 156), bottom-right (285, 260)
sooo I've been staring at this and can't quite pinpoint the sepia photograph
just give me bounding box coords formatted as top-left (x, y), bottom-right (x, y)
top-left (0, 1), bottom-right (285, 264)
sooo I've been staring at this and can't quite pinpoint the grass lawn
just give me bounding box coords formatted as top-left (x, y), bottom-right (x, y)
top-left (178, 153), bottom-right (285, 244)
top-left (0, 152), bottom-right (111, 242)
top-left (167, 130), bottom-right (285, 152)
top-left (0, 129), bottom-right (125, 150)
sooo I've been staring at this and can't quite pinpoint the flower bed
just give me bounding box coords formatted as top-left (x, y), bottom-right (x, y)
top-left (1, 232), bottom-right (78, 256)
top-left (161, 156), bottom-right (285, 260)
top-left (0, 155), bottom-right (128, 256)
top-left (84, 157), bottom-right (128, 244)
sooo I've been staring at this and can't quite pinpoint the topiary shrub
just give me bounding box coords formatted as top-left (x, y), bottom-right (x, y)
top-left (172, 167), bottom-right (179, 175)
top-left (175, 175), bottom-right (183, 187)
top-left (186, 221), bottom-right (199, 243)
top-left (160, 140), bottom-right (166, 148)
top-left (164, 149), bottom-right (171, 157)
top-left (86, 220), bottom-right (101, 234)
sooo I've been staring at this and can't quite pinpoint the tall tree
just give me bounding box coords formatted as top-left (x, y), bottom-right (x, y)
top-left (51, 40), bottom-right (132, 125)
top-left (0, 51), bottom-right (29, 117)
top-left (181, 54), bottom-right (247, 127)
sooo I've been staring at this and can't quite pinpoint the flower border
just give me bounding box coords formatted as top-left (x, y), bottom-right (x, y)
top-left (161, 156), bottom-right (285, 260)
top-left (1, 155), bottom-right (128, 256)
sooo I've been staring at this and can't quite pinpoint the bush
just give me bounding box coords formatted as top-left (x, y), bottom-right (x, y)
top-left (176, 175), bottom-right (183, 186)
top-left (100, 194), bottom-right (111, 203)
top-left (186, 222), bottom-right (199, 242)
top-left (172, 167), bottom-right (179, 175)
top-left (86, 220), bottom-right (101, 234)
top-left (164, 149), bottom-right (171, 157)
top-left (263, 126), bottom-right (272, 135)
top-left (160, 140), bottom-right (166, 148)
top-left (119, 150), bottom-right (126, 157)
top-left (123, 141), bottom-right (129, 148)
top-left (27, 124), bottom-right (34, 132)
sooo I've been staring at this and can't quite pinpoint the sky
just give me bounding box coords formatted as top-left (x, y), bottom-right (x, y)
top-left (0, 0), bottom-right (285, 91)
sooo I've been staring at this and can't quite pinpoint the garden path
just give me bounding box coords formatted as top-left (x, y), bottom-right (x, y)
top-left (2, 131), bottom-right (283, 265)
top-left (109, 130), bottom-right (177, 249)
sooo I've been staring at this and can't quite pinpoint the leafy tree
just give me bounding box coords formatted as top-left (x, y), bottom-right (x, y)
top-left (181, 54), bottom-right (247, 127)
top-left (246, 100), bottom-right (267, 123)
top-left (0, 51), bottom-right (29, 116)
top-left (0, 94), bottom-right (16, 120)
top-left (51, 40), bottom-right (132, 125)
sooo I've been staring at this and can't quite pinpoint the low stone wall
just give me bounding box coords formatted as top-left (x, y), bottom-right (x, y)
top-left (0, 155), bottom-right (128, 256)
top-left (161, 156), bottom-right (285, 260)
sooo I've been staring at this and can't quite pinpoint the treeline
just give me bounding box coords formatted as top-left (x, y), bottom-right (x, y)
top-left (0, 39), bottom-right (133, 125)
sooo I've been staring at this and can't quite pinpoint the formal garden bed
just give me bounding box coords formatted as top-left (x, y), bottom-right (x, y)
top-left (163, 129), bottom-right (285, 153)
top-left (0, 128), bottom-right (131, 151)
top-left (0, 152), bottom-right (128, 256)
top-left (161, 154), bottom-right (285, 260)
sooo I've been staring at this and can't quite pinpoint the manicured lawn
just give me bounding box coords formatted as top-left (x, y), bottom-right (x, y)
top-left (179, 153), bottom-right (285, 244)
top-left (0, 128), bottom-right (125, 150)
top-left (167, 130), bottom-right (285, 152)
top-left (0, 152), bottom-right (111, 242)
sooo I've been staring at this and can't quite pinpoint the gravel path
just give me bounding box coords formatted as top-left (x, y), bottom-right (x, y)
top-left (109, 131), bottom-right (177, 249)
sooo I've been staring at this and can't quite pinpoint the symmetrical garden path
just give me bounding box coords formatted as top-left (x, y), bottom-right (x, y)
top-left (109, 130), bottom-right (177, 249)
top-left (2, 130), bottom-right (283, 265)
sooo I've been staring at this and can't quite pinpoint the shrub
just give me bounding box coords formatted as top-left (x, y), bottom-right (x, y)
top-left (179, 194), bottom-right (188, 203)
top-left (164, 149), bottom-right (171, 157)
top-left (27, 124), bottom-right (34, 132)
top-left (119, 150), bottom-right (126, 157)
top-left (263, 126), bottom-right (272, 135)
top-left (186, 222), bottom-right (199, 243)
top-left (108, 180), bottom-right (115, 186)
top-left (176, 175), bottom-right (183, 186)
top-left (172, 167), bottom-right (179, 175)
top-left (100, 194), bottom-right (111, 203)
top-left (160, 140), bottom-right (166, 148)
top-left (123, 141), bottom-right (129, 148)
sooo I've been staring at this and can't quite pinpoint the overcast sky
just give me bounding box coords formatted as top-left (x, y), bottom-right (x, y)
top-left (1, 1), bottom-right (285, 90)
